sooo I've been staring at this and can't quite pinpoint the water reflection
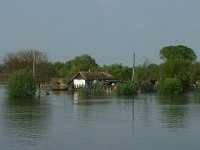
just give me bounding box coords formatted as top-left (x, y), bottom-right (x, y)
top-left (132, 94), bottom-right (156, 128)
top-left (157, 94), bottom-right (190, 105)
top-left (72, 93), bottom-right (112, 127)
top-left (1, 85), bottom-right (200, 150)
top-left (116, 95), bottom-right (135, 104)
top-left (156, 94), bottom-right (189, 131)
top-left (4, 96), bottom-right (50, 145)
top-left (186, 92), bottom-right (200, 104)
top-left (51, 90), bottom-right (67, 96)
top-left (73, 92), bottom-right (111, 105)
top-left (72, 92), bottom-right (134, 130)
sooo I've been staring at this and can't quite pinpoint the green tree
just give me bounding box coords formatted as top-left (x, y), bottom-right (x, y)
top-left (7, 69), bottom-right (36, 98)
top-left (135, 63), bottom-right (159, 83)
top-left (160, 45), bottom-right (197, 62)
top-left (190, 62), bottom-right (200, 83)
top-left (147, 64), bottom-right (160, 80)
top-left (72, 54), bottom-right (98, 71)
top-left (100, 63), bottom-right (132, 81)
top-left (155, 77), bottom-right (183, 95)
top-left (158, 45), bottom-right (197, 94)
top-left (135, 66), bottom-right (147, 83)
top-left (50, 61), bottom-right (65, 77)
top-left (61, 54), bottom-right (99, 80)
top-left (159, 60), bottom-right (190, 78)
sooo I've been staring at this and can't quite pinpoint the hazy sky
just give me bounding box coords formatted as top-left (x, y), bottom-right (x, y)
top-left (0, 0), bottom-right (200, 66)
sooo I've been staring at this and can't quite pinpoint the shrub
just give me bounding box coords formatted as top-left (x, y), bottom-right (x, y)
top-left (78, 87), bottom-right (106, 98)
top-left (6, 69), bottom-right (36, 98)
top-left (115, 83), bottom-right (137, 96)
top-left (155, 77), bottom-right (183, 95)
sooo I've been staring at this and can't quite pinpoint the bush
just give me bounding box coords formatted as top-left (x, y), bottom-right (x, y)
top-left (155, 77), bottom-right (183, 95)
top-left (7, 69), bottom-right (36, 98)
top-left (78, 87), bottom-right (106, 98)
top-left (115, 83), bottom-right (137, 96)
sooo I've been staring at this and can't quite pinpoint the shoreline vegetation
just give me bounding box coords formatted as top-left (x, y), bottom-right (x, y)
top-left (78, 83), bottom-right (141, 98)
top-left (0, 45), bottom-right (200, 98)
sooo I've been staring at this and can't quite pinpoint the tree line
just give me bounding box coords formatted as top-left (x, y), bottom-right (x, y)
top-left (1, 45), bottom-right (200, 95)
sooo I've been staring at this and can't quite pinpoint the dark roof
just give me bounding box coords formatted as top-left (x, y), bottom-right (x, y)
top-left (73, 72), bottom-right (115, 80)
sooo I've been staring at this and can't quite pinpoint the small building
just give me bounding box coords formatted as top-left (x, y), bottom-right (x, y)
top-left (68, 71), bottom-right (117, 89)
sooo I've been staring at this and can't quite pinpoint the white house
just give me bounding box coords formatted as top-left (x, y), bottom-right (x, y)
top-left (69, 71), bottom-right (115, 89)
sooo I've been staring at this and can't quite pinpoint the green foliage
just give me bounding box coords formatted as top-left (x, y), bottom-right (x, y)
top-left (135, 63), bottom-right (159, 83)
top-left (50, 61), bottom-right (65, 78)
top-left (7, 69), bottom-right (36, 98)
top-left (49, 55), bottom-right (135, 82)
top-left (73, 54), bottom-right (98, 70)
top-left (115, 83), bottom-right (137, 96)
top-left (160, 45), bottom-right (197, 62)
top-left (48, 54), bottom-right (102, 80)
top-left (155, 78), bottom-right (183, 95)
top-left (100, 63), bottom-right (132, 81)
top-left (190, 62), bottom-right (200, 83)
top-left (147, 64), bottom-right (160, 80)
top-left (60, 54), bottom-right (99, 80)
top-left (159, 60), bottom-right (190, 78)
top-left (78, 87), bottom-right (106, 98)
top-left (158, 45), bottom-right (197, 94)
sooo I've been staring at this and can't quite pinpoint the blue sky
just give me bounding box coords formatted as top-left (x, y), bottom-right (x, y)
top-left (0, 0), bottom-right (200, 66)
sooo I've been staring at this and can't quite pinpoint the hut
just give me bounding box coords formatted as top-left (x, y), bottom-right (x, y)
top-left (68, 71), bottom-right (117, 90)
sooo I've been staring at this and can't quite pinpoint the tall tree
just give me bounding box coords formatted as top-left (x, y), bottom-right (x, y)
top-left (100, 63), bottom-right (132, 81)
top-left (158, 45), bottom-right (197, 93)
top-left (61, 54), bottom-right (99, 80)
top-left (159, 45), bottom-right (197, 79)
top-left (3, 50), bottom-right (52, 84)
top-left (135, 59), bottom-right (159, 83)
top-left (49, 61), bottom-right (65, 78)
top-left (160, 45), bottom-right (197, 62)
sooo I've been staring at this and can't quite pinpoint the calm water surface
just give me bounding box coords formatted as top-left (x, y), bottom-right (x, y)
top-left (0, 85), bottom-right (200, 150)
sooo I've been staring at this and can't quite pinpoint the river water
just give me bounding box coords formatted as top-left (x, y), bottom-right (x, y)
top-left (0, 85), bottom-right (200, 150)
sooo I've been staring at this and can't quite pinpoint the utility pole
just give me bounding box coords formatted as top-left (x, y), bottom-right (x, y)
top-left (131, 53), bottom-right (135, 82)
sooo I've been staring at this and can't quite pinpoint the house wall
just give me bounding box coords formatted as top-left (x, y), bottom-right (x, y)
top-left (74, 79), bottom-right (85, 88)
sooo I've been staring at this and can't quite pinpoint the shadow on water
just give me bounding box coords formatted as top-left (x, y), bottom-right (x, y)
top-left (3, 95), bottom-right (51, 145)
